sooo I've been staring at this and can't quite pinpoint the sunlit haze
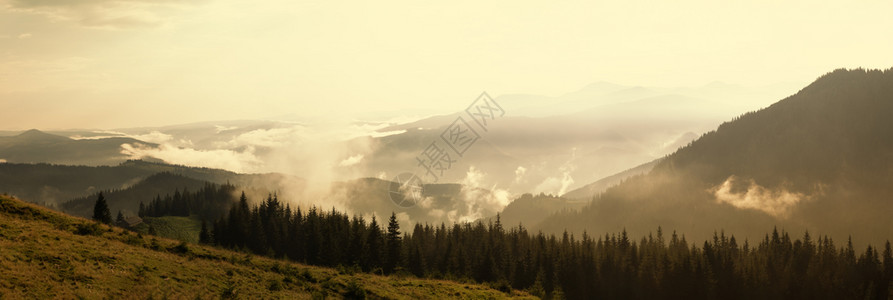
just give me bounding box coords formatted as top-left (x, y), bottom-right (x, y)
top-left (2, 2), bottom-right (893, 297)
top-left (2, 0), bottom-right (891, 129)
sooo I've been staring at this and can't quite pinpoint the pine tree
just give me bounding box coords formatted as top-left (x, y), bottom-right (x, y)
top-left (287, 207), bottom-right (304, 262)
top-left (347, 216), bottom-right (366, 266)
top-left (92, 192), bottom-right (112, 224)
top-left (364, 216), bottom-right (383, 273)
top-left (199, 220), bottom-right (211, 244)
top-left (385, 212), bottom-right (402, 274)
top-left (115, 210), bottom-right (126, 227)
top-left (882, 241), bottom-right (893, 298)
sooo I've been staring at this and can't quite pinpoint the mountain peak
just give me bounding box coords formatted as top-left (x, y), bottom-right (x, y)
top-left (18, 129), bottom-right (44, 135)
top-left (15, 129), bottom-right (70, 141)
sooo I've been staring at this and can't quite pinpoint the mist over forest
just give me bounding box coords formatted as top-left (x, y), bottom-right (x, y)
top-left (2, 1), bottom-right (892, 298)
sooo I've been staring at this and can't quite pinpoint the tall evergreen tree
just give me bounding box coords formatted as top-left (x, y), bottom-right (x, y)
top-left (115, 210), bottom-right (126, 227)
top-left (385, 212), bottom-right (402, 274)
top-left (199, 220), bottom-right (211, 244)
top-left (364, 216), bottom-right (383, 272)
top-left (92, 192), bottom-right (112, 224)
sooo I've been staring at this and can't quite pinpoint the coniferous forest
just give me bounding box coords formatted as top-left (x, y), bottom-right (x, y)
top-left (138, 181), bottom-right (237, 221)
top-left (176, 192), bottom-right (893, 300)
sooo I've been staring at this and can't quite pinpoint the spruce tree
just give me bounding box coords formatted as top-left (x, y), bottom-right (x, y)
top-left (115, 210), bottom-right (126, 227)
top-left (385, 212), bottom-right (402, 274)
top-left (364, 216), bottom-right (383, 272)
top-left (199, 220), bottom-right (211, 244)
top-left (92, 192), bottom-right (112, 224)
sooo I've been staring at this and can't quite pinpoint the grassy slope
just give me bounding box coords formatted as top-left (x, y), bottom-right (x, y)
top-left (132, 215), bottom-right (203, 244)
top-left (0, 195), bottom-right (535, 299)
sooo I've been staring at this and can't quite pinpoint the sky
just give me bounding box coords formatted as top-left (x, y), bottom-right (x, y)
top-left (1, 0), bottom-right (891, 130)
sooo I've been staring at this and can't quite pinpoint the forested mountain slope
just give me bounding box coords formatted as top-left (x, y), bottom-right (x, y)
top-left (539, 68), bottom-right (893, 246)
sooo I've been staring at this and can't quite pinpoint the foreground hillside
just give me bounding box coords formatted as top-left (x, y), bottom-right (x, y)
top-left (0, 195), bottom-right (534, 299)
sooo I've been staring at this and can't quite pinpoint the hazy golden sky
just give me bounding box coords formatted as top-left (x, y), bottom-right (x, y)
top-left (1, 0), bottom-right (891, 130)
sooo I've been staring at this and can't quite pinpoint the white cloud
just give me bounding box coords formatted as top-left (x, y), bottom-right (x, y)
top-left (71, 130), bottom-right (172, 144)
top-left (416, 196), bottom-right (434, 209)
top-left (513, 166), bottom-right (527, 184)
top-left (17, 33), bottom-right (32, 39)
top-left (112, 121), bottom-right (385, 207)
top-left (455, 166), bottom-right (513, 223)
top-left (712, 175), bottom-right (806, 218)
top-left (120, 143), bottom-right (263, 173)
top-left (214, 125), bottom-right (238, 133)
top-left (224, 127), bottom-right (298, 148)
top-left (428, 209), bottom-right (445, 219)
top-left (533, 148), bottom-right (576, 196)
top-left (338, 154), bottom-right (364, 167)
top-left (396, 212), bottom-right (411, 224)
top-left (369, 129), bottom-right (406, 138)
top-left (129, 131), bottom-right (173, 144)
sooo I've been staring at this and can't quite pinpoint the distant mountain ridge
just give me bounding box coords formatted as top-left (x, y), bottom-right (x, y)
top-left (0, 129), bottom-right (155, 166)
top-left (0, 160), bottom-right (299, 209)
top-left (561, 159), bottom-right (659, 200)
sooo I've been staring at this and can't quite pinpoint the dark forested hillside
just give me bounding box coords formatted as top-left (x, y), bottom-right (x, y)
top-left (61, 172), bottom-right (235, 220)
top-left (207, 192), bottom-right (893, 300)
top-left (538, 68), bottom-right (893, 247)
top-left (493, 193), bottom-right (587, 229)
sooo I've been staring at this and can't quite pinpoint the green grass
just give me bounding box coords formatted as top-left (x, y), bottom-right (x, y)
top-left (0, 195), bottom-right (537, 299)
top-left (132, 215), bottom-right (203, 243)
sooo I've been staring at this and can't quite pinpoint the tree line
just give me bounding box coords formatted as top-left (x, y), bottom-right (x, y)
top-left (138, 182), bottom-right (237, 221)
top-left (198, 192), bottom-right (893, 300)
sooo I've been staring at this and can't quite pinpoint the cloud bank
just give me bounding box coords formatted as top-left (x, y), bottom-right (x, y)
top-left (533, 147), bottom-right (577, 196)
top-left (712, 175), bottom-right (806, 218)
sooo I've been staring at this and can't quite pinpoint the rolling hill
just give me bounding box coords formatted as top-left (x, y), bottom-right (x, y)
top-left (538, 68), bottom-right (893, 247)
top-left (0, 195), bottom-right (534, 299)
top-left (0, 160), bottom-right (300, 208)
top-left (60, 172), bottom-right (213, 218)
top-left (0, 129), bottom-right (156, 166)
